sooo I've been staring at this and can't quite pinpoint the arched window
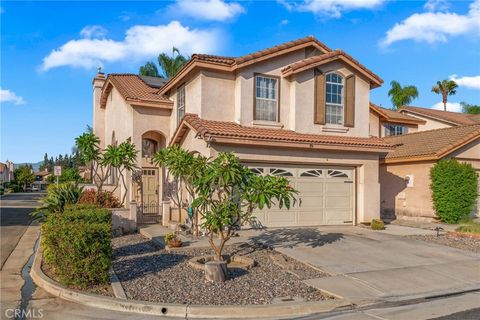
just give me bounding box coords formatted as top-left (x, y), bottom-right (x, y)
top-left (325, 73), bottom-right (344, 125)
top-left (142, 138), bottom-right (158, 158)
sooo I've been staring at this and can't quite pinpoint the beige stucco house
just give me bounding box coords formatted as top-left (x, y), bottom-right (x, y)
top-left (93, 36), bottom-right (397, 228)
top-left (379, 124), bottom-right (480, 221)
top-left (399, 105), bottom-right (480, 131)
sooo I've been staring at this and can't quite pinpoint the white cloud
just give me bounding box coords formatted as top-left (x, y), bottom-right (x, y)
top-left (450, 74), bottom-right (480, 90)
top-left (424, 0), bottom-right (449, 12)
top-left (80, 25), bottom-right (108, 39)
top-left (281, 19), bottom-right (289, 25)
top-left (0, 89), bottom-right (26, 105)
top-left (431, 101), bottom-right (463, 112)
top-left (40, 21), bottom-right (220, 71)
top-left (381, 0), bottom-right (480, 46)
top-left (169, 0), bottom-right (244, 21)
top-left (280, 0), bottom-right (384, 18)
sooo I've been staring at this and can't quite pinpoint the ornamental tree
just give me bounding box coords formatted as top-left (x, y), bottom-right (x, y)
top-left (192, 152), bottom-right (297, 261)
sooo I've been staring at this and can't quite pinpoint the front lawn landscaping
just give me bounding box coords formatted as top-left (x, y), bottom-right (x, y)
top-left (455, 220), bottom-right (480, 235)
top-left (112, 234), bottom-right (331, 305)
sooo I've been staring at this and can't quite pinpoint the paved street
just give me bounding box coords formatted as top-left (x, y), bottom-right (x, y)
top-left (0, 193), bottom-right (42, 269)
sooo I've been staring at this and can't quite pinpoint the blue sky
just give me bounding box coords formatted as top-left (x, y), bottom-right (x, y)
top-left (1, 0), bottom-right (479, 163)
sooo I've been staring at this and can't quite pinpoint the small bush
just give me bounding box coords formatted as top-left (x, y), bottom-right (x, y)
top-left (33, 183), bottom-right (83, 221)
top-left (41, 207), bottom-right (112, 288)
top-left (371, 219), bottom-right (385, 230)
top-left (79, 189), bottom-right (121, 208)
top-left (455, 221), bottom-right (480, 234)
top-left (430, 159), bottom-right (478, 224)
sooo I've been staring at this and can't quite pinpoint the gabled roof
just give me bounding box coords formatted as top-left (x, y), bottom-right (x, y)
top-left (398, 105), bottom-right (478, 126)
top-left (382, 124), bottom-right (480, 163)
top-left (369, 103), bottom-right (426, 125)
top-left (282, 50), bottom-right (383, 88)
top-left (100, 74), bottom-right (172, 109)
top-left (171, 114), bottom-right (394, 153)
top-left (159, 36), bottom-right (332, 94)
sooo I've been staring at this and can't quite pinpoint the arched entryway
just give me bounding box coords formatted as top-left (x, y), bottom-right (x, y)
top-left (136, 130), bottom-right (167, 224)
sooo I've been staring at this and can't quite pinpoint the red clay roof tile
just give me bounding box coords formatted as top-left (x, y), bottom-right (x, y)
top-left (399, 105), bottom-right (478, 126)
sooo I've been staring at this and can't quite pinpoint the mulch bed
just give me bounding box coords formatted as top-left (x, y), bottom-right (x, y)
top-left (112, 234), bottom-right (332, 305)
top-left (407, 234), bottom-right (480, 253)
top-left (41, 261), bottom-right (114, 297)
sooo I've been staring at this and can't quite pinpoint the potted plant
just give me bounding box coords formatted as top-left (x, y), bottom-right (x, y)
top-left (164, 232), bottom-right (183, 248)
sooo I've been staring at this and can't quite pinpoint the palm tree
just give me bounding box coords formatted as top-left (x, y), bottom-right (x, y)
top-left (387, 81), bottom-right (419, 109)
top-left (157, 47), bottom-right (189, 79)
top-left (139, 61), bottom-right (160, 77)
top-left (431, 80), bottom-right (458, 111)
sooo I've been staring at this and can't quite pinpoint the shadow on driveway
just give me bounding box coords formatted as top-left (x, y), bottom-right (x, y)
top-left (248, 227), bottom-right (344, 249)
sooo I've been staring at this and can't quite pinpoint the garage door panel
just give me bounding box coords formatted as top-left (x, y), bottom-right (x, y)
top-left (250, 165), bottom-right (354, 227)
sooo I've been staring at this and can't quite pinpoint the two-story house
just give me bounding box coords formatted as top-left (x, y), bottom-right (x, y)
top-left (93, 36), bottom-right (395, 228)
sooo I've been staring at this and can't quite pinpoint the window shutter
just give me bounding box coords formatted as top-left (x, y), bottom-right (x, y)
top-left (314, 70), bottom-right (326, 125)
top-left (344, 75), bottom-right (355, 127)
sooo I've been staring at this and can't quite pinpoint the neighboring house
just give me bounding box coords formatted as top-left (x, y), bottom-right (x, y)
top-left (369, 103), bottom-right (425, 138)
top-left (0, 160), bottom-right (14, 186)
top-left (380, 124), bottom-right (480, 221)
top-left (398, 105), bottom-right (480, 131)
top-left (32, 169), bottom-right (50, 191)
top-left (93, 36), bottom-right (397, 227)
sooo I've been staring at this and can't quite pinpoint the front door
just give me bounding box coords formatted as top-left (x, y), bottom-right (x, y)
top-left (141, 168), bottom-right (160, 223)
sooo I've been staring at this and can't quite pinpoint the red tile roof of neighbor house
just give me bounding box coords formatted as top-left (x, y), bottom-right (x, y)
top-left (398, 105), bottom-right (479, 126)
top-left (281, 50), bottom-right (383, 87)
top-left (171, 114), bottom-right (394, 152)
top-left (100, 74), bottom-right (172, 108)
top-left (382, 124), bottom-right (480, 163)
top-left (369, 103), bottom-right (426, 125)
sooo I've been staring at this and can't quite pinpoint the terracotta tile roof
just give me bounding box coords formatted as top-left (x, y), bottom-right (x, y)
top-left (370, 103), bottom-right (426, 125)
top-left (159, 36), bottom-right (332, 94)
top-left (171, 114), bottom-right (393, 152)
top-left (399, 105), bottom-right (478, 126)
top-left (282, 49), bottom-right (383, 87)
top-left (383, 124), bottom-right (480, 162)
top-left (100, 74), bottom-right (172, 108)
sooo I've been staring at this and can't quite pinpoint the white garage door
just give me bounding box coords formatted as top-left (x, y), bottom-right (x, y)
top-left (251, 165), bottom-right (355, 227)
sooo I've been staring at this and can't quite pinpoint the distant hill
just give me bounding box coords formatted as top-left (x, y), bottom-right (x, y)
top-left (14, 161), bottom-right (43, 172)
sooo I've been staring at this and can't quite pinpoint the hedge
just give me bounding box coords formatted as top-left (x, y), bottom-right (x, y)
top-left (430, 159), bottom-right (478, 224)
top-left (41, 207), bottom-right (112, 287)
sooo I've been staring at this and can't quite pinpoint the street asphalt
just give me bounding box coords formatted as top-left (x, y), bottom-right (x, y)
top-left (0, 193), bottom-right (42, 269)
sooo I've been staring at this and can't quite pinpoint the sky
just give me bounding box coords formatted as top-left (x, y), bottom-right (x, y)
top-left (1, 0), bottom-right (480, 163)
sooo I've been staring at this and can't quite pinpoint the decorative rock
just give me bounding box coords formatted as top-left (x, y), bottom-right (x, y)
top-left (205, 261), bottom-right (228, 283)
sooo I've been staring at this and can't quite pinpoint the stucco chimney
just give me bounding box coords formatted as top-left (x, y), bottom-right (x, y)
top-left (92, 67), bottom-right (106, 147)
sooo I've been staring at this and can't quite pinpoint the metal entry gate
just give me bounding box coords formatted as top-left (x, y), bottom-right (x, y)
top-left (138, 201), bottom-right (162, 224)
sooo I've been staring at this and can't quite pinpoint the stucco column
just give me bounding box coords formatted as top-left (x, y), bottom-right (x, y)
top-left (162, 200), bottom-right (171, 226)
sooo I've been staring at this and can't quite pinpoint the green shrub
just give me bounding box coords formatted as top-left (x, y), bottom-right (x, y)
top-left (41, 208), bottom-right (112, 288)
top-left (33, 183), bottom-right (83, 221)
top-left (430, 159), bottom-right (478, 224)
top-left (371, 219), bottom-right (385, 230)
top-left (63, 206), bottom-right (111, 224)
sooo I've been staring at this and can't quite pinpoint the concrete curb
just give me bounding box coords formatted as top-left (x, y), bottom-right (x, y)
top-left (30, 247), bottom-right (352, 318)
top-left (109, 267), bottom-right (127, 299)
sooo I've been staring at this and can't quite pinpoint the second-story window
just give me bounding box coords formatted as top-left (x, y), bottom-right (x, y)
top-left (255, 75), bottom-right (278, 122)
top-left (177, 85), bottom-right (185, 124)
top-left (385, 124), bottom-right (407, 136)
top-left (325, 73), bottom-right (344, 125)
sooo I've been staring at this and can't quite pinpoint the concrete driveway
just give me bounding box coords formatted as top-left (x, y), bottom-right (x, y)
top-left (249, 226), bottom-right (480, 305)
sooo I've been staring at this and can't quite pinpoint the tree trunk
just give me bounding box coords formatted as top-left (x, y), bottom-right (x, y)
top-left (205, 261), bottom-right (228, 283)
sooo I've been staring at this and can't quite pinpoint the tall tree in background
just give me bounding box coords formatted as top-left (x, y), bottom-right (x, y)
top-left (138, 47), bottom-right (189, 79)
top-left (387, 81), bottom-right (419, 109)
top-left (139, 61), bottom-right (160, 77)
top-left (461, 102), bottom-right (480, 115)
top-left (431, 80), bottom-right (458, 111)
top-left (14, 165), bottom-right (35, 191)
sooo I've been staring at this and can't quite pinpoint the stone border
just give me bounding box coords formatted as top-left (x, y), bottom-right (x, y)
top-left (188, 255), bottom-right (256, 271)
top-left (447, 231), bottom-right (480, 239)
top-left (31, 246), bottom-right (352, 318)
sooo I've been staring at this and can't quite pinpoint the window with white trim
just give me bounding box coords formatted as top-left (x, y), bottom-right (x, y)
top-left (325, 73), bottom-right (344, 125)
top-left (255, 75), bottom-right (278, 121)
top-left (384, 124), bottom-right (407, 136)
top-left (177, 85), bottom-right (185, 125)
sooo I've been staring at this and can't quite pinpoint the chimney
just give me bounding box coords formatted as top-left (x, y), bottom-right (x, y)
top-left (92, 66), bottom-right (106, 147)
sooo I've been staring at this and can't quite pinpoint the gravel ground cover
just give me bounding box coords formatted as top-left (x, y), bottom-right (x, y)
top-left (112, 234), bottom-right (331, 305)
top-left (407, 234), bottom-right (480, 253)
